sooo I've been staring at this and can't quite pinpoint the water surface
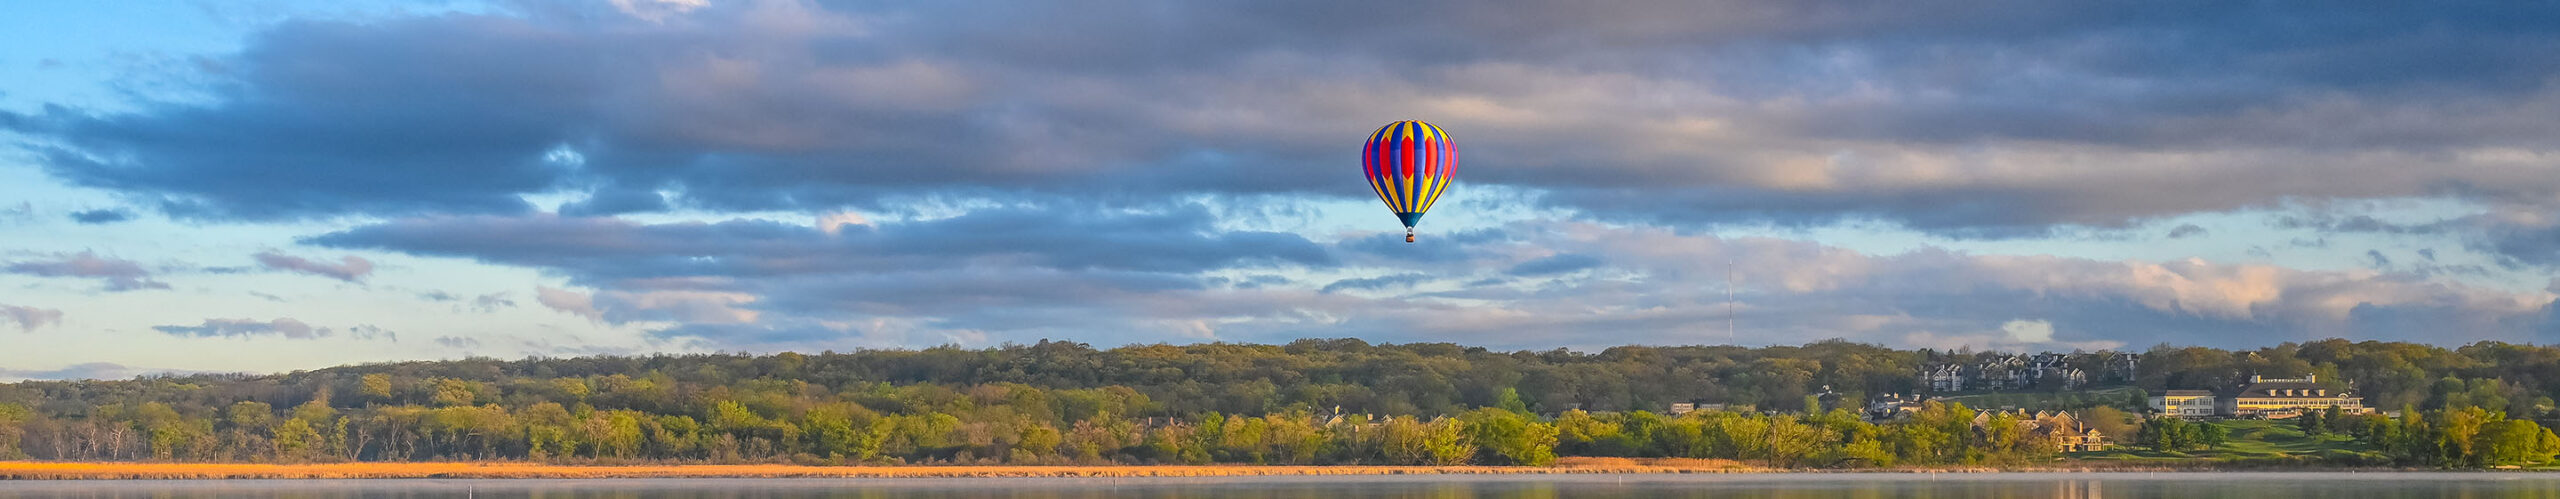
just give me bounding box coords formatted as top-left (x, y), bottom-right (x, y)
top-left (4, 473), bottom-right (2557, 498)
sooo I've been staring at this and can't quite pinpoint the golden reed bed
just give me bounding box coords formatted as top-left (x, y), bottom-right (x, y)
top-left (0, 458), bottom-right (1761, 480)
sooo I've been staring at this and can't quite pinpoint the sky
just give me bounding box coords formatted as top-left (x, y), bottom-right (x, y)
top-left (3, 1), bottom-right (2559, 380)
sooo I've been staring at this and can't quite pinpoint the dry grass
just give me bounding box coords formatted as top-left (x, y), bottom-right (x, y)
top-left (0, 460), bottom-right (1771, 480)
top-left (1552, 457), bottom-right (1754, 471)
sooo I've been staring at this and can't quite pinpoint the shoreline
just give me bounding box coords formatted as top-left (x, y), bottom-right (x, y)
top-left (0, 460), bottom-right (2449, 480)
top-left (0, 459), bottom-right (1749, 480)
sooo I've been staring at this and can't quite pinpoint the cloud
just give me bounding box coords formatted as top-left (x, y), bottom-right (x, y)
top-left (434, 335), bottom-right (482, 349)
top-left (254, 251), bottom-right (375, 282)
top-left (305, 204), bottom-right (2560, 350)
top-left (2002, 319), bottom-right (2055, 343)
top-left (350, 325), bottom-right (397, 341)
top-left (68, 209), bottom-right (133, 224)
top-left (610, 0), bottom-right (708, 22)
top-left (4, 251), bottom-right (168, 291)
top-left (5, 1), bottom-right (2553, 238)
top-left (308, 204), bottom-right (1332, 278)
top-left (536, 286), bottom-right (603, 321)
top-left (418, 290), bottom-right (517, 312)
top-left (1904, 320), bottom-right (2126, 354)
top-left (11, 1), bottom-right (2559, 354)
top-left (817, 211), bottom-right (871, 235)
top-left (0, 362), bottom-right (202, 382)
top-left (1507, 253), bottom-right (1603, 276)
top-left (1321, 273), bottom-right (1429, 294)
top-left (472, 293), bottom-right (518, 312)
top-left (152, 317), bottom-right (333, 339)
top-left (1, 304), bottom-right (65, 331)
top-left (2277, 205), bottom-right (2560, 268)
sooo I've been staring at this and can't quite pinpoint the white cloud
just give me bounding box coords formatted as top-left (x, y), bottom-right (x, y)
top-left (1, 304), bottom-right (65, 332)
top-left (255, 251), bottom-right (375, 282)
top-left (610, 0), bottom-right (709, 22)
top-left (152, 318), bottom-right (330, 340)
top-left (817, 211), bottom-right (871, 235)
top-left (536, 286), bottom-right (604, 321)
top-left (2002, 319), bottom-right (2055, 343)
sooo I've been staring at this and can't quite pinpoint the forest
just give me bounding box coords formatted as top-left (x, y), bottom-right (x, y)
top-left (3, 338), bottom-right (2559, 468)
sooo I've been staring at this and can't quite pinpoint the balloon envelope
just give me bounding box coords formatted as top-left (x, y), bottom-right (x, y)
top-left (1361, 120), bottom-right (1455, 231)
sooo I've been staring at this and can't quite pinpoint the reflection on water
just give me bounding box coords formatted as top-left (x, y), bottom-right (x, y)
top-left (6, 473), bottom-right (2560, 498)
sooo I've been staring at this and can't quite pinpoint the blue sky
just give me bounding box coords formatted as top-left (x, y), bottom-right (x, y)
top-left (3, 1), bottom-right (2558, 379)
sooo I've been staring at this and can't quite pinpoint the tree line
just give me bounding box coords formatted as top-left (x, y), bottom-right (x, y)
top-left (5, 338), bottom-right (2560, 467)
top-left (0, 383), bottom-right (2070, 468)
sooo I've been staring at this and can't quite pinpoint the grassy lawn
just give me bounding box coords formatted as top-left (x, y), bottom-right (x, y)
top-left (1936, 386), bottom-right (2143, 411)
top-left (2069, 419), bottom-right (2375, 463)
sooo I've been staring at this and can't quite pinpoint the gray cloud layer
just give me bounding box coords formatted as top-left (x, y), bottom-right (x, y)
top-left (312, 210), bottom-right (2560, 351)
top-left (5, 251), bottom-right (169, 291)
top-left (0, 362), bottom-right (197, 382)
top-left (69, 209), bottom-right (132, 224)
top-left (254, 251), bottom-right (375, 282)
top-left (1, 304), bottom-right (64, 331)
top-left (154, 317), bottom-right (329, 340)
top-left (7, 1), bottom-right (2560, 353)
top-left (6, 1), bottom-right (2554, 239)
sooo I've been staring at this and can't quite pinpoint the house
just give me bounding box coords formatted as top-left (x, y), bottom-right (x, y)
top-left (1925, 364), bottom-right (1967, 392)
top-left (2034, 411), bottom-right (2111, 452)
top-left (1920, 352), bottom-right (2139, 394)
top-left (2108, 353), bottom-right (2140, 382)
top-left (2151, 390), bottom-right (2218, 419)
top-left (1976, 356), bottom-right (2026, 391)
top-left (1668, 402), bottom-right (1727, 416)
top-left (2052, 425), bottom-right (2108, 452)
top-left (2221, 374), bottom-right (2370, 418)
top-left (1865, 394), bottom-right (1925, 421)
top-left (2028, 354), bottom-right (2088, 390)
top-left (1970, 409), bottom-right (2110, 452)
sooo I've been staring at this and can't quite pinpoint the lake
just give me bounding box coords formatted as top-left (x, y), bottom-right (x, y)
top-left (3, 473), bottom-right (2557, 498)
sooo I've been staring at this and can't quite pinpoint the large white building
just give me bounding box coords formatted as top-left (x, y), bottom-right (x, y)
top-left (2222, 375), bottom-right (2369, 418)
top-left (2151, 390), bottom-right (2217, 418)
top-left (2148, 375), bottom-right (2371, 419)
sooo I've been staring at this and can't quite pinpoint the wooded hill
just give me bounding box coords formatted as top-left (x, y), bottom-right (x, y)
top-left (1, 338), bottom-right (2556, 467)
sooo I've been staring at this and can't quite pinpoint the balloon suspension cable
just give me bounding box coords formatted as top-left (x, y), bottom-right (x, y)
top-left (1405, 227), bottom-right (1416, 243)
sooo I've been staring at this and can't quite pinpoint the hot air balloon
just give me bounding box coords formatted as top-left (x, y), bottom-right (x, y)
top-left (1362, 120), bottom-right (1455, 243)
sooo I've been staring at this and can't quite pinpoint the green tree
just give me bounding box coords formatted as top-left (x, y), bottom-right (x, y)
top-left (2195, 422), bottom-right (2230, 449)
top-left (430, 378), bottom-right (482, 407)
top-left (1423, 417), bottom-right (1475, 465)
top-left (1380, 416), bottom-right (1431, 464)
top-left (1016, 422), bottom-right (1063, 461)
top-left (272, 418), bottom-right (322, 461)
top-left (0, 403), bottom-right (29, 459)
top-left (1762, 415), bottom-right (1820, 466)
top-left (2474, 419), bottom-right (2553, 466)
top-left (1459, 407), bottom-right (1558, 466)
top-left (520, 402), bottom-right (577, 459)
top-left (359, 373), bottom-right (395, 401)
top-left (1264, 414), bottom-right (1326, 465)
top-left (223, 401), bottom-right (276, 460)
top-left (1495, 388), bottom-right (1529, 414)
top-left (2139, 417), bottom-right (2188, 452)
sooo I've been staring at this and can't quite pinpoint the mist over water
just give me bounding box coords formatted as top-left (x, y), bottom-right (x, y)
top-left (5, 474), bottom-right (2560, 498)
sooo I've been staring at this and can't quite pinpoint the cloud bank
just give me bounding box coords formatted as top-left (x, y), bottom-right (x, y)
top-left (3, 1), bottom-right (2558, 357)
